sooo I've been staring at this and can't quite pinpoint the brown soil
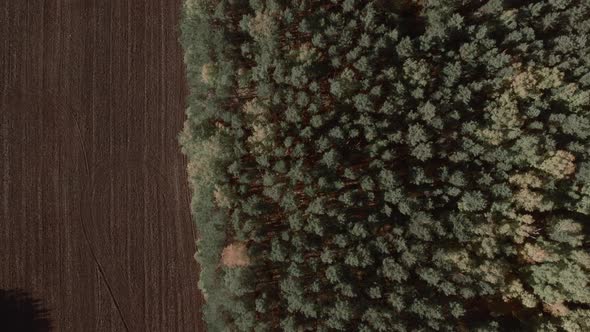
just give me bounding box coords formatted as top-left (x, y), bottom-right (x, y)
top-left (0, 1), bottom-right (204, 331)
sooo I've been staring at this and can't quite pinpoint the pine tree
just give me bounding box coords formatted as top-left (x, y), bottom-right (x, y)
top-left (181, 0), bottom-right (590, 330)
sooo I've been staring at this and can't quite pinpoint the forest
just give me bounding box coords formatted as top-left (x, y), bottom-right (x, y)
top-left (180, 0), bottom-right (590, 330)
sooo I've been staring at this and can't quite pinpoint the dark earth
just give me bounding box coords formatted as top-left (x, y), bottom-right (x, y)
top-left (1, 0), bottom-right (204, 330)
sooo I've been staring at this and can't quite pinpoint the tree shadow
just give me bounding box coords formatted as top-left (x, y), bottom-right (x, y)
top-left (0, 289), bottom-right (52, 332)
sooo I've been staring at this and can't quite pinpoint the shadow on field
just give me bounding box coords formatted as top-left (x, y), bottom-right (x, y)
top-left (0, 289), bottom-right (52, 332)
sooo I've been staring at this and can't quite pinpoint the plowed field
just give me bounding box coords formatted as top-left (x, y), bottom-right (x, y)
top-left (0, 1), bottom-right (203, 330)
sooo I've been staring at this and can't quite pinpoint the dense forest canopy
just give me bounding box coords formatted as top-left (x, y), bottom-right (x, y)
top-left (180, 0), bottom-right (590, 330)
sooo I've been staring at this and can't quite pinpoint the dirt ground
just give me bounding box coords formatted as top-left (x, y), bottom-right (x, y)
top-left (0, 0), bottom-right (204, 330)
